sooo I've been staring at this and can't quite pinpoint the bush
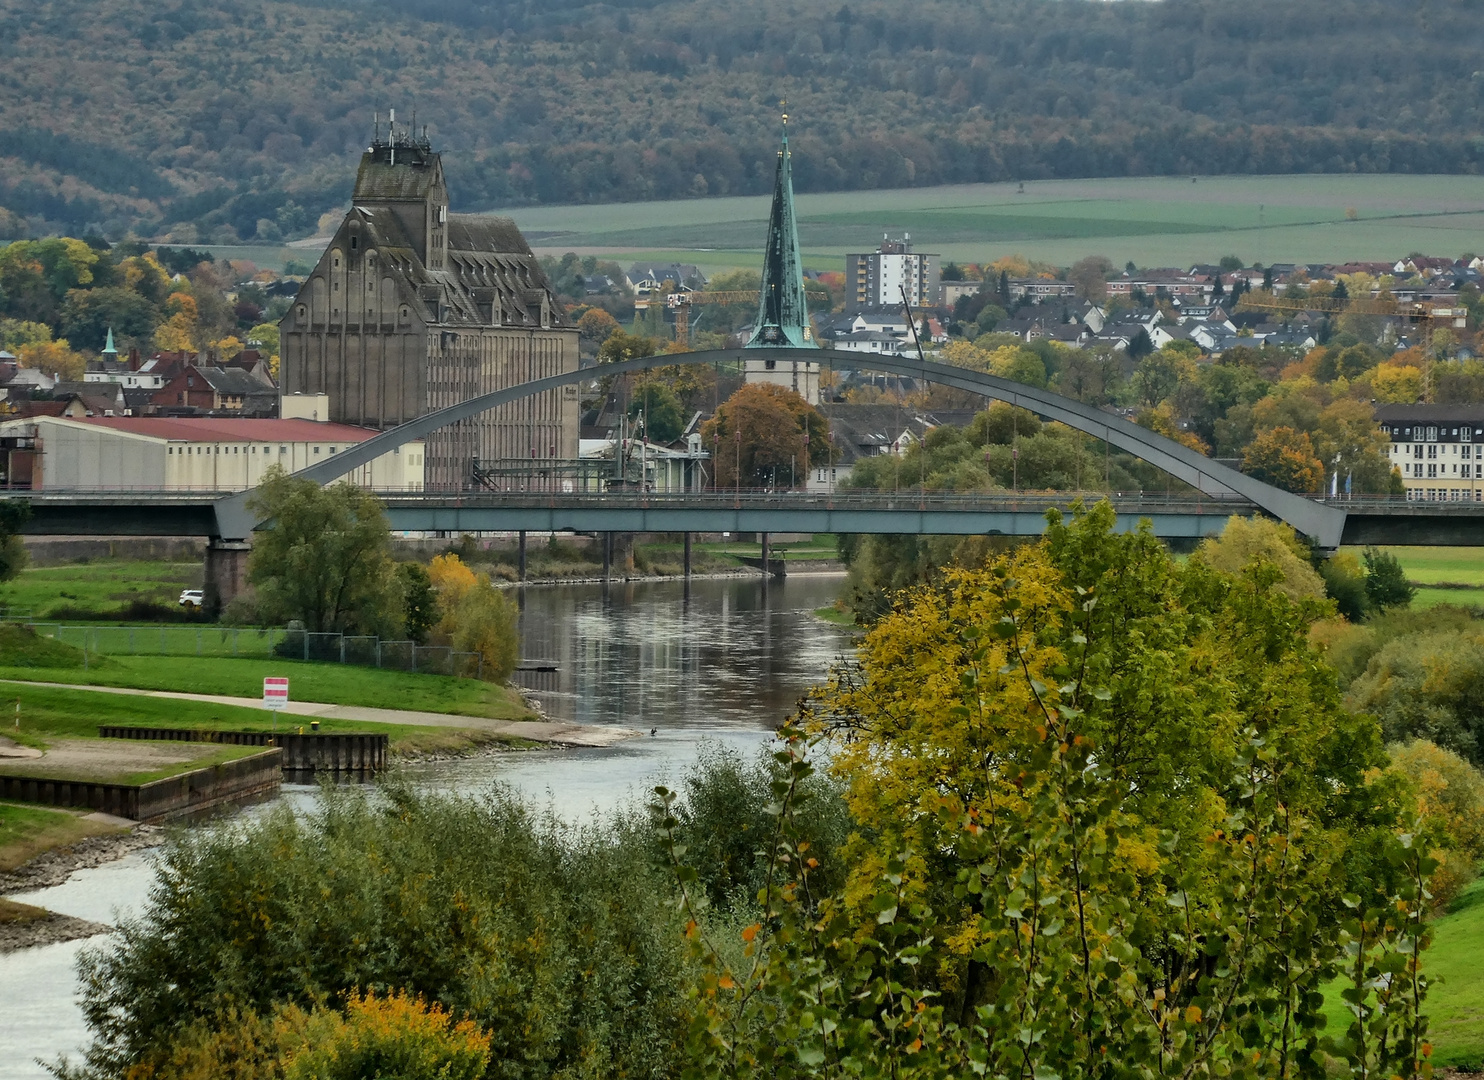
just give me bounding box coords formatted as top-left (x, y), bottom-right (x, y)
top-left (1387, 739), bottom-right (1484, 908)
top-left (0, 623), bottom-right (86, 667)
top-left (72, 786), bottom-right (690, 1080)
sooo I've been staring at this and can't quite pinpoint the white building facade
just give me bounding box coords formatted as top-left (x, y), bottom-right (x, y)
top-left (24, 416), bottom-right (424, 492)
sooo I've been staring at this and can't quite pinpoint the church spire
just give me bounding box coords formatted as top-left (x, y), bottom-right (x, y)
top-left (102, 327), bottom-right (117, 357)
top-left (747, 106), bottom-right (814, 349)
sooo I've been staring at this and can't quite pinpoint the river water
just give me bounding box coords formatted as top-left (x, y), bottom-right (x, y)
top-left (0, 573), bottom-right (853, 1078)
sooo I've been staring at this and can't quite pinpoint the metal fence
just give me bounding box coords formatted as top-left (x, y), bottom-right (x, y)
top-left (27, 623), bottom-right (483, 678)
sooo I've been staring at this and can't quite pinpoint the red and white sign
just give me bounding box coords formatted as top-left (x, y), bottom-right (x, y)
top-left (263, 677), bottom-right (289, 711)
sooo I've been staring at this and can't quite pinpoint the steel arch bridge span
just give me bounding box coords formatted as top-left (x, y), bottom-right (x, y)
top-left (214, 348), bottom-right (1346, 546)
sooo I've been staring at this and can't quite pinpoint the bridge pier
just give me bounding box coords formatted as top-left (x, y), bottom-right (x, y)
top-left (683, 532), bottom-right (692, 579)
top-left (518, 531), bottom-right (527, 582)
top-left (204, 539), bottom-right (252, 613)
top-left (603, 533), bottom-right (611, 580)
top-left (761, 533), bottom-right (770, 581)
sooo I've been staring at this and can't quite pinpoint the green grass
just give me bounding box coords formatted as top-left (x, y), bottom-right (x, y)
top-left (0, 559), bottom-right (203, 621)
top-left (813, 605), bottom-right (856, 627)
top-left (0, 683), bottom-right (530, 760)
top-left (0, 654), bottom-right (531, 720)
top-left (0, 800), bottom-right (125, 872)
top-left (1342, 547), bottom-right (1484, 611)
top-left (0, 623), bottom-right (88, 668)
top-left (502, 173), bottom-right (1484, 272)
top-left (1320, 877), bottom-right (1484, 1069)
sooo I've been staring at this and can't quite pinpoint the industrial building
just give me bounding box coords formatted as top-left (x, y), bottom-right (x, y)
top-left (278, 116), bottom-right (580, 491)
top-left (6, 416), bottom-right (423, 492)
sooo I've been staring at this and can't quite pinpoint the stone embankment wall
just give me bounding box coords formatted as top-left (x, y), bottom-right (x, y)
top-left (97, 728), bottom-right (388, 775)
top-left (0, 749), bottom-right (283, 822)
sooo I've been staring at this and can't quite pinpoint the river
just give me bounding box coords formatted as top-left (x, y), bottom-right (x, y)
top-left (0, 573), bottom-right (853, 1078)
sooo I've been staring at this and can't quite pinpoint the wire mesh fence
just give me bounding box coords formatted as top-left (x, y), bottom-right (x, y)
top-left (25, 622), bottom-right (483, 679)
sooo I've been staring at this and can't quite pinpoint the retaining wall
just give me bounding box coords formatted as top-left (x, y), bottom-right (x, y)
top-left (97, 728), bottom-right (387, 775)
top-left (0, 749), bottom-right (283, 822)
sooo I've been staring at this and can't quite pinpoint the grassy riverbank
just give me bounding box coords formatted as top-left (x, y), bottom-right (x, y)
top-left (0, 654), bottom-right (533, 720)
top-left (0, 559), bottom-right (203, 622)
top-left (0, 801), bottom-right (127, 874)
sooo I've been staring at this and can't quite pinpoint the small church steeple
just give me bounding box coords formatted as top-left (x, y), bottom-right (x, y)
top-left (102, 327), bottom-right (117, 357)
top-left (747, 107), bottom-right (815, 349)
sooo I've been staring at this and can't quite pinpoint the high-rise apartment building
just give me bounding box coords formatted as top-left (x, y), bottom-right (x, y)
top-left (845, 236), bottom-right (941, 312)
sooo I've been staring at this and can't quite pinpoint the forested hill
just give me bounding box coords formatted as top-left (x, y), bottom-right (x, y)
top-left (4, 0), bottom-right (1484, 241)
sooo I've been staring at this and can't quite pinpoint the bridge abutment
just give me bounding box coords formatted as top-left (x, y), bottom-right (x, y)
top-left (204, 539), bottom-right (252, 613)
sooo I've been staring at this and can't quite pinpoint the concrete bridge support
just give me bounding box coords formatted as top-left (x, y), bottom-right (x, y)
top-left (518, 531), bottom-right (527, 582)
top-left (204, 539), bottom-right (252, 612)
top-left (683, 532), bottom-right (692, 579)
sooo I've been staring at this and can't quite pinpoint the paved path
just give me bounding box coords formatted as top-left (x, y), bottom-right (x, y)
top-left (0, 680), bottom-right (639, 748)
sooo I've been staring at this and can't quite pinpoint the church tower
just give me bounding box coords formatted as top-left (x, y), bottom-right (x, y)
top-left (744, 109), bottom-right (820, 403)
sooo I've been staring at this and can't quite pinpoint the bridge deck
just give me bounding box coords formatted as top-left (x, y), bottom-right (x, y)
top-left (10, 489), bottom-right (1484, 545)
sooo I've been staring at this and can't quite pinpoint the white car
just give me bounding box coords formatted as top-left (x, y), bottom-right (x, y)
top-left (178, 589), bottom-right (205, 607)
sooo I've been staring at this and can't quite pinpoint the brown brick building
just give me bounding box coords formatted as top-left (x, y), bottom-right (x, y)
top-left (278, 124), bottom-right (579, 490)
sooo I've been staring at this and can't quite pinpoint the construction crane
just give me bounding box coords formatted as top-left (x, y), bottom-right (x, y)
top-left (665, 290), bottom-right (759, 347)
top-left (1238, 295), bottom-right (1468, 327)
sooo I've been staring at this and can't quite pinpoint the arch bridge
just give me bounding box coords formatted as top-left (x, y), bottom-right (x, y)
top-left (215, 347), bottom-right (1350, 545)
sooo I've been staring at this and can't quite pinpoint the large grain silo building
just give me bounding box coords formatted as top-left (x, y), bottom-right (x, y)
top-left (278, 121), bottom-right (579, 491)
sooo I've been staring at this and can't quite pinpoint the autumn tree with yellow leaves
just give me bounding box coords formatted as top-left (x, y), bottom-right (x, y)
top-left (658, 503), bottom-right (1435, 1080)
top-left (427, 553), bottom-right (519, 682)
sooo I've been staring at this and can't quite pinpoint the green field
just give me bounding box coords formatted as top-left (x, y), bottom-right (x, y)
top-left (200, 174), bottom-right (1484, 278)
top-left (0, 559), bottom-right (202, 621)
top-left (1353, 547), bottom-right (1484, 611)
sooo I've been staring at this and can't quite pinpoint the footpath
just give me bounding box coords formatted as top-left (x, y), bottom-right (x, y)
top-left (0, 679), bottom-right (639, 748)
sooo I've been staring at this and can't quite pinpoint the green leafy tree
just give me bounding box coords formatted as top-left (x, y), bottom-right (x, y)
top-left (246, 467), bottom-right (404, 635)
top-left (1364, 546), bottom-right (1416, 610)
top-left (660, 504), bottom-right (1433, 1080)
top-left (58, 286), bottom-right (160, 350)
top-left (628, 380), bottom-right (686, 443)
top-left (0, 500), bottom-right (30, 582)
top-left (397, 561), bottom-right (439, 643)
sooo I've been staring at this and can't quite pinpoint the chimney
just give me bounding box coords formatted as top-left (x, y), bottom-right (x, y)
top-left (128, 347), bottom-right (140, 372)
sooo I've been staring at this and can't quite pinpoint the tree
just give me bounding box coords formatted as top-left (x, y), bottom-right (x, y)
top-left (596, 328), bottom-right (660, 365)
top-left (577, 307), bottom-right (620, 344)
top-left (15, 339), bottom-right (85, 380)
top-left (397, 561), bottom-right (439, 643)
top-left (246, 467), bottom-right (404, 635)
top-left (427, 553), bottom-right (519, 681)
top-left (1364, 546), bottom-right (1416, 610)
top-left (0, 499), bottom-right (29, 581)
top-left (1195, 514), bottom-right (1327, 601)
top-left (1128, 347), bottom-right (1188, 408)
top-left (1242, 425), bottom-right (1326, 492)
top-left (700, 383), bottom-right (828, 489)
top-left (1372, 364), bottom-right (1423, 403)
top-left (664, 504), bottom-right (1431, 1080)
top-left (1067, 254), bottom-right (1113, 301)
top-left (628, 379), bottom-right (685, 444)
top-left (58, 286), bottom-right (159, 350)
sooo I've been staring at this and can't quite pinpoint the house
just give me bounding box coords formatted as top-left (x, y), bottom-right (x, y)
top-left (1375, 404), bottom-right (1484, 502)
top-left (941, 281), bottom-right (982, 306)
top-left (1007, 278), bottom-right (1077, 301)
top-left (627, 262), bottom-right (706, 297)
top-left (12, 416), bottom-right (425, 493)
top-left (830, 330), bottom-right (912, 356)
top-left (152, 364), bottom-right (279, 415)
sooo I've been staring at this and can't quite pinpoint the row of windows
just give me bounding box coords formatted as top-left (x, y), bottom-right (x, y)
top-left (167, 444), bottom-right (339, 456)
top-left (1404, 462), bottom-right (1481, 478)
top-left (1406, 488), bottom-right (1484, 502)
top-left (1394, 443), bottom-right (1479, 459)
top-left (1383, 425), bottom-right (1483, 442)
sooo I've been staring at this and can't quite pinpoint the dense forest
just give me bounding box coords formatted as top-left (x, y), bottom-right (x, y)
top-left (2, 0), bottom-right (1483, 239)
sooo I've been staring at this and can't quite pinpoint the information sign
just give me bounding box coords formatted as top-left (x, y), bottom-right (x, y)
top-left (263, 677), bottom-right (290, 711)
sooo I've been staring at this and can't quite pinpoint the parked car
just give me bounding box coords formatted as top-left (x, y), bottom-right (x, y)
top-left (179, 589), bottom-right (204, 607)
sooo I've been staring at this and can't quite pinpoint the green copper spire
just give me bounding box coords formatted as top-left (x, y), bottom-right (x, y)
top-left (102, 327), bottom-right (117, 356)
top-left (747, 109), bottom-right (815, 349)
